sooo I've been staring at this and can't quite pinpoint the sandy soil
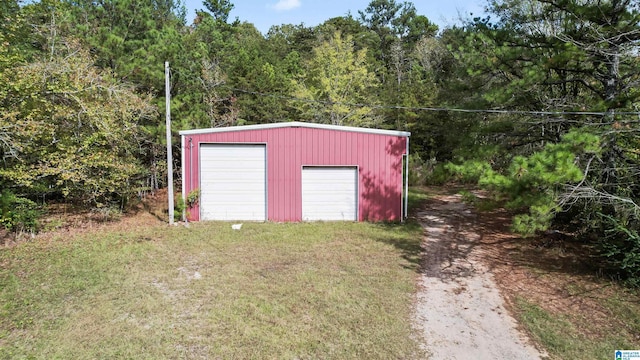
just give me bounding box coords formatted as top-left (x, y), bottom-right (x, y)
top-left (413, 193), bottom-right (546, 360)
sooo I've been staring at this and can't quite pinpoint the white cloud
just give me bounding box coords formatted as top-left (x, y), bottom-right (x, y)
top-left (271, 0), bottom-right (301, 11)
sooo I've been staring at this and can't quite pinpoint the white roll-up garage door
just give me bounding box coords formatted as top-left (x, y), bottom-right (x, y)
top-left (302, 167), bottom-right (358, 221)
top-left (200, 144), bottom-right (266, 221)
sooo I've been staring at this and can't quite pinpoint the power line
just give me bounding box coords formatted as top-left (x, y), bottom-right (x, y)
top-left (225, 86), bottom-right (640, 118)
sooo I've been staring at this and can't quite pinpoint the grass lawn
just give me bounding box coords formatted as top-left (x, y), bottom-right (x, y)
top-left (0, 220), bottom-right (425, 359)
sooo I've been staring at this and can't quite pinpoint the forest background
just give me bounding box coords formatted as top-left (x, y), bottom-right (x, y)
top-left (1, 0), bottom-right (639, 284)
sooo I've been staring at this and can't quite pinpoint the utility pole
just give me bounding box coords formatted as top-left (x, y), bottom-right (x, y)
top-left (165, 61), bottom-right (174, 224)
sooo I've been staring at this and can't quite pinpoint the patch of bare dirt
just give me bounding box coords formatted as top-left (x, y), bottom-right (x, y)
top-left (1, 190), bottom-right (172, 247)
top-left (413, 192), bottom-right (546, 359)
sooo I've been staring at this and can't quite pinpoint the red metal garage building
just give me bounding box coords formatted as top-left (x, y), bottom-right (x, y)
top-left (180, 122), bottom-right (410, 222)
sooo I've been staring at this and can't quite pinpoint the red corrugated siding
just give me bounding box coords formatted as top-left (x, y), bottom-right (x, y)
top-left (182, 126), bottom-right (407, 222)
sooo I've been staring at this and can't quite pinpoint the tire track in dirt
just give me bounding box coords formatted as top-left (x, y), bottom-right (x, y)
top-left (413, 194), bottom-right (546, 360)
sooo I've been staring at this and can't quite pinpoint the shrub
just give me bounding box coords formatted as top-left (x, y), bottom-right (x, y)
top-left (445, 160), bottom-right (493, 184)
top-left (424, 163), bottom-right (454, 185)
top-left (598, 214), bottom-right (640, 287)
top-left (174, 196), bottom-right (185, 222)
top-left (407, 153), bottom-right (427, 186)
top-left (408, 154), bottom-right (453, 186)
top-left (0, 190), bottom-right (41, 233)
top-left (174, 188), bottom-right (199, 221)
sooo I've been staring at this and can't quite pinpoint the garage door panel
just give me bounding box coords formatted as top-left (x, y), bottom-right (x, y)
top-left (201, 173), bottom-right (264, 183)
top-left (199, 183), bottom-right (263, 193)
top-left (200, 144), bottom-right (266, 221)
top-left (201, 165), bottom-right (260, 172)
top-left (201, 191), bottom-right (264, 201)
top-left (199, 207), bottom-right (266, 221)
top-left (304, 172), bottom-right (352, 181)
top-left (211, 195), bottom-right (264, 204)
top-left (302, 167), bottom-right (357, 221)
top-left (202, 147), bottom-right (262, 156)
top-left (303, 191), bottom-right (355, 203)
top-left (201, 160), bottom-right (265, 170)
top-left (306, 210), bottom-right (355, 220)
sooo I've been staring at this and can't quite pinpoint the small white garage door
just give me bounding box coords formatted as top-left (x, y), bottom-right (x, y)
top-left (302, 167), bottom-right (358, 221)
top-left (200, 144), bottom-right (266, 221)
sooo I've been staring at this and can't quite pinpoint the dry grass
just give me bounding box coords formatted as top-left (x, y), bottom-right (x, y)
top-left (10, 185), bottom-right (639, 359)
top-left (0, 220), bottom-right (424, 359)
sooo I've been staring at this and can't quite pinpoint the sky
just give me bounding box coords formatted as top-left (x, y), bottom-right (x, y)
top-left (182, 0), bottom-right (487, 33)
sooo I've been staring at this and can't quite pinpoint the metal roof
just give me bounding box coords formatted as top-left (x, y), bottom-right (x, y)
top-left (179, 121), bottom-right (410, 137)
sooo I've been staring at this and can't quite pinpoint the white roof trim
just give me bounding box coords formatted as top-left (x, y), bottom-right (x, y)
top-left (179, 121), bottom-right (410, 137)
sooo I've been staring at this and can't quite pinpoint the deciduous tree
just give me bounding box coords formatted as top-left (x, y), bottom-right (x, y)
top-left (0, 36), bottom-right (155, 206)
top-left (291, 31), bottom-right (380, 126)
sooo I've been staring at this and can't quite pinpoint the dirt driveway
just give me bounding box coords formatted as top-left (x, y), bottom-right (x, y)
top-left (413, 193), bottom-right (546, 359)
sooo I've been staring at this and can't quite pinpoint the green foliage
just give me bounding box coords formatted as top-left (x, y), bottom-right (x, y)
top-left (226, 22), bottom-right (295, 124)
top-left (202, 0), bottom-right (234, 22)
top-left (0, 0), bottom-right (33, 69)
top-left (56, 0), bottom-right (187, 191)
top-left (291, 31), bottom-right (380, 126)
top-left (443, 0), bottom-right (640, 285)
top-left (174, 196), bottom-right (185, 222)
top-left (358, 0), bottom-right (437, 64)
top-left (445, 161), bottom-right (493, 184)
top-left (460, 190), bottom-right (502, 212)
top-left (63, 0), bottom-right (186, 93)
top-left (174, 189), bottom-right (200, 221)
top-left (0, 190), bottom-right (41, 233)
top-left (170, 14), bottom-right (236, 130)
top-left (495, 130), bottom-right (599, 235)
top-left (423, 164), bottom-right (454, 186)
top-left (458, 190), bottom-right (477, 205)
top-left (0, 36), bottom-right (155, 207)
top-left (407, 153), bottom-right (427, 186)
top-left (599, 214), bottom-right (640, 287)
top-left (2, 0), bottom-right (637, 287)
top-left (407, 154), bottom-right (453, 186)
top-left (450, 130), bottom-right (600, 235)
top-left (186, 188), bottom-right (200, 208)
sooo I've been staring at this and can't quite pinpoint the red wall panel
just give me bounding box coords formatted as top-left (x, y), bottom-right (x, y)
top-left (182, 126), bottom-right (407, 222)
